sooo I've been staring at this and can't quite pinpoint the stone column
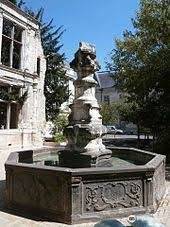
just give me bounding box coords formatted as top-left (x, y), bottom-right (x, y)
top-left (59, 42), bottom-right (112, 168)
top-left (31, 81), bottom-right (40, 146)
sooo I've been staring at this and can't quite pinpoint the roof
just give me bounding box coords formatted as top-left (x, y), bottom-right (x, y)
top-left (95, 71), bottom-right (115, 89)
top-left (0, 0), bottom-right (39, 25)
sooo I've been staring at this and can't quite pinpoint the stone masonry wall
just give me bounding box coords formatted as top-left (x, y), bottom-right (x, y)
top-left (0, 1), bottom-right (46, 149)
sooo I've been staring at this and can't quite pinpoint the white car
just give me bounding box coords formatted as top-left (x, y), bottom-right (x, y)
top-left (106, 125), bottom-right (124, 134)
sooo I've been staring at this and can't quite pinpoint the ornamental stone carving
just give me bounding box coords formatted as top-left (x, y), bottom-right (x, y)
top-left (84, 180), bottom-right (143, 212)
top-left (59, 42), bottom-right (112, 167)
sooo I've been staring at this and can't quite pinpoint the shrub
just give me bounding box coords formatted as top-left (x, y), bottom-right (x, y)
top-left (54, 132), bottom-right (66, 144)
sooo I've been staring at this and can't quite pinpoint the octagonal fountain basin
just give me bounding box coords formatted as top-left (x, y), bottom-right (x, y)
top-left (5, 147), bottom-right (165, 225)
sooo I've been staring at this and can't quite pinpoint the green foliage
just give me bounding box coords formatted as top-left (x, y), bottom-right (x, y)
top-left (108, 0), bottom-right (170, 157)
top-left (23, 7), bottom-right (69, 121)
top-left (100, 102), bottom-right (120, 125)
top-left (155, 128), bottom-right (170, 162)
top-left (53, 132), bottom-right (66, 144)
top-left (0, 88), bottom-right (27, 106)
top-left (53, 113), bottom-right (68, 133)
top-left (100, 100), bottom-right (137, 125)
top-left (39, 10), bottom-right (69, 121)
top-left (9, 0), bottom-right (17, 5)
top-left (51, 113), bottom-right (68, 144)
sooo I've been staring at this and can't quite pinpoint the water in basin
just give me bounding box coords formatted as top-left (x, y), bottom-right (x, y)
top-left (32, 152), bottom-right (137, 168)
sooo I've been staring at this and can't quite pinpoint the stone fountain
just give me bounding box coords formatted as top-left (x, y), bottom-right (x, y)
top-left (59, 42), bottom-right (112, 168)
top-left (5, 42), bottom-right (166, 225)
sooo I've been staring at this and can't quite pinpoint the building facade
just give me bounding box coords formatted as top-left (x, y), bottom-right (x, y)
top-left (0, 0), bottom-right (46, 149)
top-left (95, 71), bottom-right (120, 105)
top-left (61, 70), bottom-right (120, 110)
top-left (60, 62), bottom-right (77, 113)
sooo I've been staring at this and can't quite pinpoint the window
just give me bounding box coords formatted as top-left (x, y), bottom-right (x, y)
top-left (0, 85), bottom-right (20, 129)
top-left (0, 102), bottom-right (7, 129)
top-left (104, 95), bottom-right (110, 105)
top-left (10, 103), bottom-right (18, 129)
top-left (1, 18), bottom-right (23, 69)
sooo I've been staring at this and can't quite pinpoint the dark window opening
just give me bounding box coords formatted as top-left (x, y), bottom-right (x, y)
top-left (104, 95), bottom-right (110, 105)
top-left (1, 18), bottom-right (23, 69)
top-left (10, 103), bottom-right (18, 129)
top-left (0, 102), bottom-right (7, 129)
top-left (14, 25), bottom-right (22, 42)
top-left (0, 85), bottom-right (9, 100)
top-left (0, 86), bottom-right (8, 93)
top-left (1, 36), bottom-right (11, 67)
top-left (0, 85), bottom-right (20, 130)
top-left (37, 58), bottom-right (41, 75)
top-left (13, 41), bottom-right (22, 69)
top-left (2, 19), bottom-right (13, 38)
top-left (11, 86), bottom-right (20, 96)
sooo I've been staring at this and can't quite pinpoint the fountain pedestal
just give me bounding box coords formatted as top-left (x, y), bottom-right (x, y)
top-left (59, 42), bottom-right (112, 168)
top-left (5, 42), bottom-right (166, 225)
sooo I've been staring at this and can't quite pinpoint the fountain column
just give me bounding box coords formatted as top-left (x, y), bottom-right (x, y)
top-left (59, 42), bottom-right (112, 168)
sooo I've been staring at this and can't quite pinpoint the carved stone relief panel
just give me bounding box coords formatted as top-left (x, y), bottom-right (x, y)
top-left (84, 180), bottom-right (143, 213)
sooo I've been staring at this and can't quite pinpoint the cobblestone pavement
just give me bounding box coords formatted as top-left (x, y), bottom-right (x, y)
top-left (0, 149), bottom-right (170, 226)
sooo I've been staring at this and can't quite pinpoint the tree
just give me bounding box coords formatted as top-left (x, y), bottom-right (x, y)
top-left (40, 15), bottom-right (69, 121)
top-left (100, 102), bottom-right (120, 125)
top-left (108, 0), bottom-right (170, 158)
top-left (100, 100), bottom-right (135, 125)
top-left (19, 5), bottom-right (69, 121)
top-left (9, 0), bottom-right (17, 4)
top-left (100, 99), bottom-right (140, 129)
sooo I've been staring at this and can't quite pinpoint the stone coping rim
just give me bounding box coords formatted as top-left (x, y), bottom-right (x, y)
top-left (108, 146), bottom-right (160, 157)
top-left (5, 161), bottom-right (156, 176)
top-left (5, 147), bottom-right (165, 176)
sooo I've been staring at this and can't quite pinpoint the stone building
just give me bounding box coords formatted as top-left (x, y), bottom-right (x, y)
top-left (0, 0), bottom-right (46, 149)
top-left (95, 71), bottom-right (120, 105)
top-left (61, 70), bottom-right (120, 110)
top-left (60, 61), bottom-right (77, 113)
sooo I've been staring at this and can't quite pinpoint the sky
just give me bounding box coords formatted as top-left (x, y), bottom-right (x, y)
top-left (25, 0), bottom-right (139, 70)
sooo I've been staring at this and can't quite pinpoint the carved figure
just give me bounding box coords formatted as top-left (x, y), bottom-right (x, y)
top-left (59, 42), bottom-right (112, 168)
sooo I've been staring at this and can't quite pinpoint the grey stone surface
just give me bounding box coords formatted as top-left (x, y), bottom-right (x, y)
top-left (0, 149), bottom-right (170, 226)
top-left (5, 147), bottom-right (166, 224)
top-left (0, 1), bottom-right (46, 149)
top-left (61, 42), bottom-right (112, 168)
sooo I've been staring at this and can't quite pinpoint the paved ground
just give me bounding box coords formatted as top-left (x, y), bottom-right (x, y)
top-left (0, 148), bottom-right (170, 226)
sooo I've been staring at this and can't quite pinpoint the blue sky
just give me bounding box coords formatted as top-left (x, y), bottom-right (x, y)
top-left (25, 0), bottom-right (139, 70)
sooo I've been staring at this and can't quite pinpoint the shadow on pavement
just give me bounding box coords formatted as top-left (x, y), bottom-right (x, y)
top-left (0, 180), bottom-right (5, 210)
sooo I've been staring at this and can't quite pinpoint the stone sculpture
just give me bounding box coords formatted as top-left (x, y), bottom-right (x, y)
top-left (59, 42), bottom-right (112, 167)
